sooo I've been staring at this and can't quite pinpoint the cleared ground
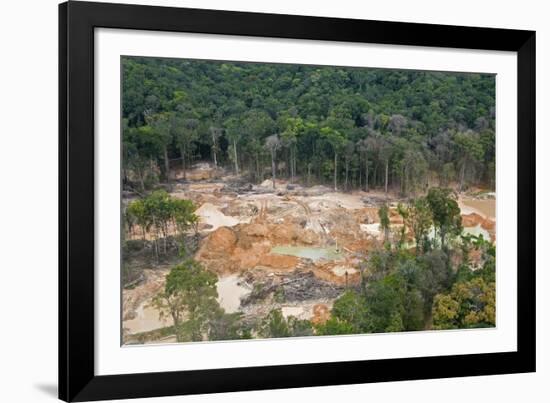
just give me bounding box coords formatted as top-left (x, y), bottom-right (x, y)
top-left (122, 164), bottom-right (496, 343)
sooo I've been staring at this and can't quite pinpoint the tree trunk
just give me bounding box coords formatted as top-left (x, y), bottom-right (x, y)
top-left (459, 161), bottom-right (466, 192)
top-left (138, 166), bottom-right (145, 191)
top-left (290, 148), bottom-right (293, 182)
top-left (271, 150), bottom-right (276, 189)
top-left (345, 160), bottom-right (349, 191)
top-left (152, 216), bottom-right (159, 261)
top-left (384, 160), bottom-right (389, 195)
top-left (401, 165), bottom-right (406, 196)
top-left (292, 147), bottom-right (296, 183)
top-left (233, 139), bottom-right (239, 175)
top-left (179, 146), bottom-right (186, 180)
top-left (171, 310), bottom-right (182, 342)
top-left (294, 150), bottom-right (297, 182)
top-left (358, 157), bottom-right (362, 189)
top-left (334, 152), bottom-right (338, 191)
top-left (163, 146), bottom-right (170, 183)
top-left (285, 149), bottom-right (292, 178)
top-left (255, 153), bottom-right (260, 183)
top-left (365, 156), bottom-right (369, 192)
top-left (122, 167), bottom-right (129, 186)
top-left (163, 226), bottom-right (167, 255)
top-left (307, 163), bottom-right (311, 187)
top-left (211, 133), bottom-right (218, 168)
top-left (290, 148), bottom-right (294, 182)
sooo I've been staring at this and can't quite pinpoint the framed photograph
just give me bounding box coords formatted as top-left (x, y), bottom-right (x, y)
top-left (59, 1), bottom-right (535, 401)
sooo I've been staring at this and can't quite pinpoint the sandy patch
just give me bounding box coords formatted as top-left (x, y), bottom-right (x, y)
top-left (331, 266), bottom-right (358, 277)
top-left (195, 202), bottom-right (241, 231)
top-left (123, 299), bottom-right (171, 334)
top-left (216, 275), bottom-right (251, 313)
top-left (281, 306), bottom-right (305, 318)
top-left (460, 198), bottom-right (495, 220)
top-left (308, 192), bottom-right (366, 210)
top-left (360, 223), bottom-right (381, 238)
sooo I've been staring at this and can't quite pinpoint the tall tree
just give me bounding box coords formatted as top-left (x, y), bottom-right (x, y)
top-left (123, 124), bottom-right (164, 191)
top-left (357, 137), bottom-right (371, 192)
top-left (241, 110), bottom-right (275, 179)
top-left (280, 116), bottom-right (303, 183)
top-left (399, 145), bottom-right (428, 196)
top-left (378, 204), bottom-right (391, 243)
top-left (320, 126), bottom-right (345, 191)
top-left (172, 112), bottom-right (199, 180)
top-left (208, 126), bottom-right (223, 168)
top-left (398, 197), bottom-right (433, 253)
top-left (153, 259), bottom-right (219, 342)
top-left (378, 135), bottom-right (393, 195)
top-left (454, 130), bottom-right (484, 192)
top-left (264, 134), bottom-right (281, 189)
top-left (343, 140), bottom-right (355, 191)
top-left (146, 112), bottom-right (172, 182)
top-left (426, 187), bottom-right (462, 249)
top-left (224, 117), bottom-right (242, 175)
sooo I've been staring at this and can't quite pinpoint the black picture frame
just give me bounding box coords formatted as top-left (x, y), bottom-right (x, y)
top-left (59, 1), bottom-right (536, 401)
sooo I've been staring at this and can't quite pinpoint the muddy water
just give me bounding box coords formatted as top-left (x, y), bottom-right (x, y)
top-left (216, 275), bottom-right (251, 313)
top-left (195, 202), bottom-right (246, 231)
top-left (461, 198), bottom-right (496, 219)
top-left (123, 300), bottom-right (172, 334)
top-left (271, 245), bottom-right (343, 261)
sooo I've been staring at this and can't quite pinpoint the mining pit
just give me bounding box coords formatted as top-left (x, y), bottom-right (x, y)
top-left (122, 163), bottom-right (496, 343)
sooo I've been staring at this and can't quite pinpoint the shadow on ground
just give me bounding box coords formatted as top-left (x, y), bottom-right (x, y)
top-left (34, 383), bottom-right (57, 398)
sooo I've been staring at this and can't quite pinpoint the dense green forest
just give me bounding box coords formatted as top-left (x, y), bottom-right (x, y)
top-left (122, 57), bottom-right (495, 194)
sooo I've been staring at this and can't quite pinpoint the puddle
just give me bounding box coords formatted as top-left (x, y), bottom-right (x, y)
top-left (460, 198), bottom-right (495, 219)
top-left (195, 202), bottom-right (242, 231)
top-left (123, 300), bottom-right (171, 334)
top-left (463, 224), bottom-right (491, 240)
top-left (270, 245), bottom-right (343, 261)
top-left (123, 275), bottom-right (251, 334)
top-left (216, 275), bottom-right (251, 313)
